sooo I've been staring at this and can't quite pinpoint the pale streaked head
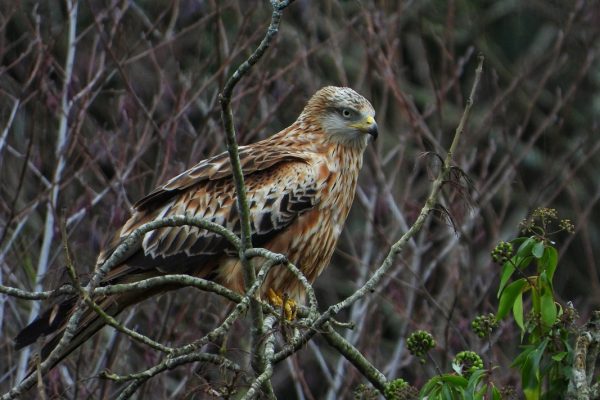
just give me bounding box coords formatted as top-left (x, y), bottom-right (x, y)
top-left (300, 86), bottom-right (378, 145)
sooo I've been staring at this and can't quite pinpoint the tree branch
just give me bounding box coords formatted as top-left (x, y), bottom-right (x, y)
top-left (217, 0), bottom-right (295, 379)
top-left (567, 310), bottom-right (600, 400)
top-left (322, 322), bottom-right (387, 393)
top-left (109, 257), bottom-right (285, 400)
top-left (61, 215), bottom-right (174, 354)
top-left (15, 0), bottom-right (79, 383)
top-left (111, 353), bottom-right (242, 400)
top-left (0, 284), bottom-right (75, 300)
top-left (2, 215), bottom-right (241, 399)
top-left (242, 315), bottom-right (278, 400)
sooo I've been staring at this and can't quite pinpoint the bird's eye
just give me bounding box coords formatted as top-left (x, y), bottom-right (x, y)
top-left (341, 108), bottom-right (353, 118)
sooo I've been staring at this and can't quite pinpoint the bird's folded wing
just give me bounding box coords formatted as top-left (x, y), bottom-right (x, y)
top-left (100, 150), bottom-right (329, 278)
top-left (134, 145), bottom-right (311, 211)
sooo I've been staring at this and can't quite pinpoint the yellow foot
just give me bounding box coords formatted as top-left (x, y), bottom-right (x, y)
top-left (268, 288), bottom-right (297, 320)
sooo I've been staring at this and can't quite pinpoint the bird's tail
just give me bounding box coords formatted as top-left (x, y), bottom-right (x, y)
top-left (14, 271), bottom-right (173, 376)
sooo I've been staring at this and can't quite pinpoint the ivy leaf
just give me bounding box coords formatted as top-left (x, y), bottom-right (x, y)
top-left (513, 291), bottom-right (525, 333)
top-left (442, 385), bottom-right (454, 400)
top-left (523, 387), bottom-right (540, 400)
top-left (440, 374), bottom-right (468, 386)
top-left (541, 246), bottom-right (558, 281)
top-left (521, 358), bottom-right (539, 400)
top-left (540, 290), bottom-right (557, 328)
top-left (419, 376), bottom-right (440, 397)
top-left (492, 386), bottom-right (502, 400)
top-left (498, 261), bottom-right (516, 297)
top-left (521, 339), bottom-right (548, 400)
top-left (465, 369), bottom-right (486, 399)
top-left (552, 351), bottom-right (568, 362)
top-left (516, 237), bottom-right (536, 258)
top-left (532, 241), bottom-right (545, 258)
top-left (421, 374), bottom-right (467, 399)
top-left (497, 278), bottom-right (527, 320)
top-left (511, 345), bottom-right (535, 368)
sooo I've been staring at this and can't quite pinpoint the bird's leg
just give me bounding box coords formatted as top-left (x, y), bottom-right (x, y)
top-left (267, 288), bottom-right (297, 320)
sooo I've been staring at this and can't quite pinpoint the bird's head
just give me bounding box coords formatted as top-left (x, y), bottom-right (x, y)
top-left (300, 86), bottom-right (378, 146)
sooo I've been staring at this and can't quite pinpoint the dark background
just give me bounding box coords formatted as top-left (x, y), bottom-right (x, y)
top-left (1, 0), bottom-right (599, 398)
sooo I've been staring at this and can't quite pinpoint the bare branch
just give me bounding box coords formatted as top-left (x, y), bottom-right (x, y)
top-left (217, 0), bottom-right (295, 381)
top-left (322, 322), bottom-right (387, 393)
top-left (567, 311), bottom-right (600, 400)
top-left (15, 0), bottom-right (79, 382)
top-left (242, 315), bottom-right (278, 400)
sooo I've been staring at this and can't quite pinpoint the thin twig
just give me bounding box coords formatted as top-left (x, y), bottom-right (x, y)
top-left (2, 215), bottom-right (240, 399)
top-left (0, 284), bottom-right (75, 300)
top-left (61, 215), bottom-right (174, 354)
top-left (217, 0), bottom-right (295, 379)
top-left (112, 257), bottom-right (281, 399)
top-left (0, 97), bottom-right (20, 158)
top-left (15, 0), bottom-right (79, 383)
top-left (103, 352), bottom-right (242, 383)
top-left (245, 247), bottom-right (318, 318)
top-left (321, 322), bottom-right (387, 393)
top-left (112, 353), bottom-right (242, 400)
top-left (241, 315), bottom-right (278, 400)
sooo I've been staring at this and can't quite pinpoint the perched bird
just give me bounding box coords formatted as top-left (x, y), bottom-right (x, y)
top-left (15, 86), bottom-right (378, 370)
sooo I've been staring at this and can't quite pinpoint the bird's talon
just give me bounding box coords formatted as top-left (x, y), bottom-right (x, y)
top-left (267, 289), bottom-right (297, 320)
top-left (268, 288), bottom-right (283, 306)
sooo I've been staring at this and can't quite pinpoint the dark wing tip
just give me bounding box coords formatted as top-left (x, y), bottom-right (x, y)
top-left (14, 317), bottom-right (48, 350)
top-left (133, 188), bottom-right (179, 211)
top-left (14, 298), bottom-right (76, 350)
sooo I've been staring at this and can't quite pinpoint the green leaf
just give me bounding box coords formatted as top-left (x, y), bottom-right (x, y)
top-left (532, 241), bottom-right (545, 258)
top-left (524, 387), bottom-right (540, 400)
top-left (498, 261), bottom-right (516, 297)
top-left (440, 374), bottom-right (468, 386)
top-left (511, 345), bottom-right (535, 368)
top-left (421, 375), bottom-right (467, 399)
top-left (540, 270), bottom-right (553, 292)
top-left (497, 278), bottom-right (527, 320)
top-left (464, 387), bottom-right (474, 400)
top-left (442, 385), bottom-right (454, 400)
top-left (521, 353), bottom-right (536, 386)
top-left (492, 385), bottom-right (501, 400)
top-left (507, 237), bottom-right (537, 271)
top-left (540, 290), bottom-right (557, 328)
top-left (552, 351), bottom-right (568, 362)
top-left (420, 376), bottom-right (440, 397)
top-left (465, 369), bottom-right (486, 398)
top-left (476, 386), bottom-right (487, 399)
top-left (513, 291), bottom-right (525, 333)
top-left (521, 342), bottom-right (546, 400)
top-left (532, 339), bottom-right (548, 367)
top-left (515, 339), bottom-right (548, 400)
top-left (541, 246), bottom-right (558, 280)
top-left (516, 237), bottom-right (536, 258)
top-left (511, 237), bottom-right (528, 246)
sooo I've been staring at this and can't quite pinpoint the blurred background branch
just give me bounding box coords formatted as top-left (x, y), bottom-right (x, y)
top-left (1, 0), bottom-right (599, 398)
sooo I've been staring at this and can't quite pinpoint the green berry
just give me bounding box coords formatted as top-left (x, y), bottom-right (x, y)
top-left (384, 379), bottom-right (418, 400)
top-left (406, 330), bottom-right (436, 358)
top-left (491, 241), bottom-right (513, 264)
top-left (453, 351), bottom-right (483, 377)
top-left (354, 384), bottom-right (378, 400)
top-left (471, 313), bottom-right (498, 338)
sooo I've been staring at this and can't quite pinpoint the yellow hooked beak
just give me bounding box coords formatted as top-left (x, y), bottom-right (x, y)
top-left (349, 115), bottom-right (378, 140)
